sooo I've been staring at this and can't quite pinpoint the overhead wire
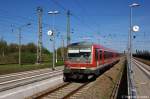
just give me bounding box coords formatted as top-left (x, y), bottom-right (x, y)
top-left (51, 0), bottom-right (99, 36)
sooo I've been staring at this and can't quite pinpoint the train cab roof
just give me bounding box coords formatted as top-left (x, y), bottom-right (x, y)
top-left (68, 41), bottom-right (93, 47)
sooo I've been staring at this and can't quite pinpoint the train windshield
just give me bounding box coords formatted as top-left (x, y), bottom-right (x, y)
top-left (67, 47), bottom-right (91, 63)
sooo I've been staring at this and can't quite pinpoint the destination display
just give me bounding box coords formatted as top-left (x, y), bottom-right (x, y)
top-left (68, 48), bottom-right (91, 53)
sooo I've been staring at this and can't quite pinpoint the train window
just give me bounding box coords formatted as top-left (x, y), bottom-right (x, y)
top-left (68, 47), bottom-right (92, 63)
top-left (104, 51), bottom-right (107, 59)
top-left (104, 51), bottom-right (112, 59)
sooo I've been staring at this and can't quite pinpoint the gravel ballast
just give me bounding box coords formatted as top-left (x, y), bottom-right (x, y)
top-left (77, 58), bottom-right (125, 99)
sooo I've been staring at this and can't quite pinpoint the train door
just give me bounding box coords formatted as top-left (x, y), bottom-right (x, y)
top-left (102, 49), bottom-right (104, 64)
top-left (95, 49), bottom-right (99, 66)
top-left (99, 50), bottom-right (102, 65)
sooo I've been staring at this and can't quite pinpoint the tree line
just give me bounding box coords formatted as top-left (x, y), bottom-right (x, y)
top-left (0, 38), bottom-right (51, 64)
top-left (133, 50), bottom-right (150, 60)
top-left (0, 38), bottom-right (50, 56)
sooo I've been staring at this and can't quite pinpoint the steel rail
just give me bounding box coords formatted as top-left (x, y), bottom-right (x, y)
top-left (128, 58), bottom-right (150, 99)
top-left (62, 82), bottom-right (89, 99)
top-left (35, 82), bottom-right (89, 99)
top-left (0, 70), bottom-right (62, 85)
top-left (0, 71), bottom-right (63, 92)
top-left (0, 68), bottom-right (51, 79)
top-left (34, 82), bottom-right (71, 99)
top-left (133, 58), bottom-right (150, 71)
top-left (133, 60), bottom-right (150, 78)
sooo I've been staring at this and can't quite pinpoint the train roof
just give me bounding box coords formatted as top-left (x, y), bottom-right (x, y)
top-left (68, 41), bottom-right (93, 46)
top-left (68, 41), bottom-right (117, 53)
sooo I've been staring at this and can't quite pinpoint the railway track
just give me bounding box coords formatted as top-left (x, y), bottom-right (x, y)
top-left (0, 69), bottom-right (63, 92)
top-left (33, 60), bottom-right (121, 99)
top-left (34, 82), bottom-right (92, 99)
top-left (133, 58), bottom-right (150, 71)
top-left (0, 68), bottom-right (51, 79)
top-left (132, 59), bottom-right (150, 78)
top-left (0, 66), bottom-right (63, 82)
top-left (131, 59), bottom-right (150, 97)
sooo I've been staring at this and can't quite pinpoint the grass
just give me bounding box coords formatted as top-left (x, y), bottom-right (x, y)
top-left (0, 61), bottom-right (64, 75)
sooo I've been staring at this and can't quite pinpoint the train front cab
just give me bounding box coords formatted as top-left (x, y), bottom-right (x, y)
top-left (63, 44), bottom-right (119, 81)
top-left (63, 45), bottom-right (95, 81)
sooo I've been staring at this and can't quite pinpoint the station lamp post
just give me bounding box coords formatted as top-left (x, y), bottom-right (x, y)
top-left (48, 10), bottom-right (59, 70)
top-left (128, 3), bottom-right (140, 70)
top-left (128, 3), bottom-right (140, 97)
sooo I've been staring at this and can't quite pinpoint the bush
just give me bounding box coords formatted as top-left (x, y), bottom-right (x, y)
top-left (0, 53), bottom-right (18, 64)
top-left (21, 52), bottom-right (36, 64)
top-left (0, 40), bottom-right (52, 64)
top-left (56, 60), bottom-right (64, 66)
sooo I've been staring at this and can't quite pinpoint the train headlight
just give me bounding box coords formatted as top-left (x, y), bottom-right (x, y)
top-left (80, 67), bottom-right (86, 69)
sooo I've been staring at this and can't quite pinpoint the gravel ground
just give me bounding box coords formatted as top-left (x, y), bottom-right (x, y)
top-left (77, 58), bottom-right (125, 99)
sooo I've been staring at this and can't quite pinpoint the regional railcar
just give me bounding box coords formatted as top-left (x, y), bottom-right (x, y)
top-left (63, 42), bottom-right (119, 81)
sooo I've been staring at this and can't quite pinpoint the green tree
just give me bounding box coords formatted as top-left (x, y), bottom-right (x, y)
top-left (8, 43), bottom-right (18, 53)
top-left (0, 38), bottom-right (8, 56)
top-left (134, 50), bottom-right (150, 60)
top-left (25, 43), bottom-right (37, 53)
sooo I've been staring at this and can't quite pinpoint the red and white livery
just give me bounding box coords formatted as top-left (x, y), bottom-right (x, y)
top-left (63, 42), bottom-right (119, 81)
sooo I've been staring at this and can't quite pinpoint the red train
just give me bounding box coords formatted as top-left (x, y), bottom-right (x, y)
top-left (63, 42), bottom-right (119, 81)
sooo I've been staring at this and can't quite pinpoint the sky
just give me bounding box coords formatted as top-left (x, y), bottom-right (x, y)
top-left (0, 0), bottom-right (150, 53)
